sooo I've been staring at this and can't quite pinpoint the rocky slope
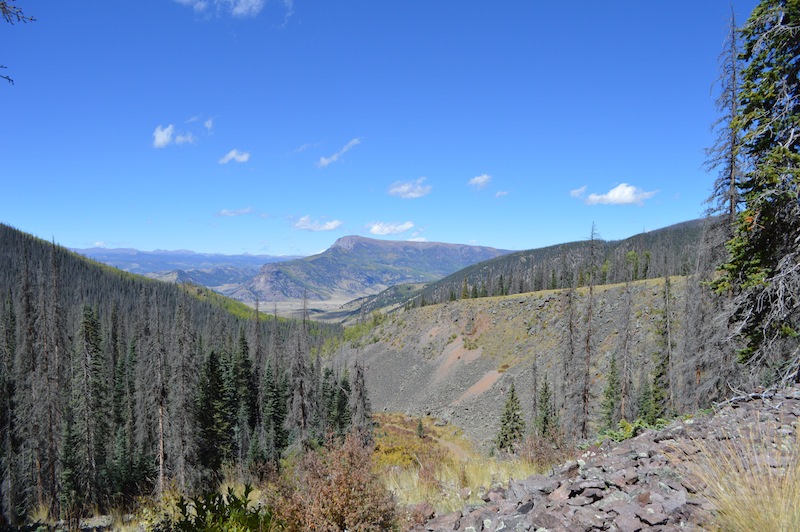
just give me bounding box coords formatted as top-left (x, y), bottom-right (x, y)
top-left (416, 387), bottom-right (800, 531)
top-left (332, 277), bottom-right (734, 450)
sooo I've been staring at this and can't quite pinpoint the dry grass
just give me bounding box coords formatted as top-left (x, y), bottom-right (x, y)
top-left (678, 424), bottom-right (800, 531)
top-left (373, 413), bottom-right (543, 514)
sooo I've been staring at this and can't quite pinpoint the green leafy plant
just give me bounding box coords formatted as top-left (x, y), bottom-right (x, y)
top-left (149, 484), bottom-right (279, 531)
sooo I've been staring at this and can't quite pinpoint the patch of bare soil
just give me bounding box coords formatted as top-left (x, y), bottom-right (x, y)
top-left (451, 370), bottom-right (502, 405)
top-left (433, 340), bottom-right (483, 383)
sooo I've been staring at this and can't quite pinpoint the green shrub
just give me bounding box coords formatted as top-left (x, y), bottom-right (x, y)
top-left (149, 485), bottom-right (279, 531)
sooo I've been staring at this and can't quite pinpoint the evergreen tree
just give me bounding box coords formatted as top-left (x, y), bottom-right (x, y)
top-left (636, 375), bottom-right (659, 426)
top-left (533, 377), bottom-right (556, 438)
top-left (196, 348), bottom-right (227, 478)
top-left (705, 7), bottom-right (744, 228)
top-left (0, 291), bottom-right (17, 527)
top-left (70, 305), bottom-right (109, 508)
top-left (286, 310), bottom-right (313, 449)
top-left (348, 361), bottom-right (372, 446)
top-left (495, 383), bottom-right (525, 452)
top-left (715, 0), bottom-right (800, 374)
top-left (167, 293), bottom-right (199, 494)
top-left (601, 353), bottom-right (621, 430)
top-left (58, 403), bottom-right (81, 524)
top-left (334, 371), bottom-right (351, 437)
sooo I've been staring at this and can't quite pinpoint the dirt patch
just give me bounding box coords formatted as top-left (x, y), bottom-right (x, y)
top-left (433, 339), bottom-right (483, 382)
top-left (451, 370), bottom-right (502, 405)
top-left (461, 310), bottom-right (491, 338)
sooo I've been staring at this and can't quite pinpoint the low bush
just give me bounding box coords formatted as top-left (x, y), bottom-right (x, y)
top-left (275, 433), bottom-right (397, 531)
top-left (147, 484), bottom-right (279, 531)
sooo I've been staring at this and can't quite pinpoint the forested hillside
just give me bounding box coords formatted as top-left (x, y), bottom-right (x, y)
top-left (352, 219), bottom-right (706, 316)
top-left (0, 224), bottom-right (360, 527)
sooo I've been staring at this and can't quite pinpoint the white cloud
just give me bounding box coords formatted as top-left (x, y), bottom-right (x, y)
top-left (219, 149), bottom-right (251, 164)
top-left (570, 185), bottom-right (587, 198)
top-left (153, 124), bottom-right (175, 148)
top-left (175, 132), bottom-right (195, 145)
top-left (93, 241), bottom-right (107, 248)
top-left (367, 221), bottom-right (414, 235)
top-left (217, 207), bottom-right (253, 217)
top-left (468, 174), bottom-right (491, 189)
top-left (282, 0), bottom-right (295, 25)
top-left (294, 215), bottom-right (343, 232)
top-left (389, 177), bottom-right (432, 199)
top-left (407, 236), bottom-right (427, 242)
top-left (495, 191), bottom-right (508, 198)
top-left (584, 183), bottom-right (658, 205)
top-left (230, 0), bottom-right (265, 17)
top-left (174, 0), bottom-right (208, 13)
top-left (204, 118), bottom-right (214, 132)
top-left (318, 138), bottom-right (361, 168)
top-left (173, 0), bottom-right (265, 17)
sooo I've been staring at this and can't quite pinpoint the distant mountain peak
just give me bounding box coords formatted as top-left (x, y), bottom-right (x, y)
top-left (331, 235), bottom-right (363, 251)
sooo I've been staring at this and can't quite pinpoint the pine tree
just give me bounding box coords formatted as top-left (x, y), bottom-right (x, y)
top-left (495, 383), bottom-right (524, 452)
top-left (715, 0), bottom-right (800, 375)
top-left (705, 8), bottom-right (744, 228)
top-left (534, 377), bottom-right (556, 438)
top-left (196, 348), bottom-right (227, 477)
top-left (71, 305), bottom-right (109, 507)
top-left (0, 291), bottom-right (17, 527)
top-left (167, 293), bottom-right (199, 494)
top-left (334, 371), bottom-right (351, 437)
top-left (348, 361), bottom-right (372, 446)
top-left (636, 375), bottom-right (659, 426)
top-left (286, 309), bottom-right (313, 449)
top-left (601, 353), bottom-right (621, 431)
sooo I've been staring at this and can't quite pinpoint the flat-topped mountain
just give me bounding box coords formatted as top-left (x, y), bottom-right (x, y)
top-left (230, 236), bottom-right (513, 304)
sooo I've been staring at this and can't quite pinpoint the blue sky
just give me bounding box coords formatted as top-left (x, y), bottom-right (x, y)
top-left (1, 0), bottom-right (758, 256)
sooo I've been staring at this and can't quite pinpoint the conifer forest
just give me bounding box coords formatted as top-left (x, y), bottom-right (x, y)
top-left (0, 0), bottom-right (799, 530)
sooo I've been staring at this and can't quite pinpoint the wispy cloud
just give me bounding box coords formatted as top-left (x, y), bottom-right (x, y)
top-left (217, 207), bottom-right (253, 217)
top-left (292, 142), bottom-right (319, 154)
top-left (153, 125), bottom-right (175, 148)
top-left (367, 221), bottom-right (414, 236)
top-left (294, 215), bottom-right (343, 232)
top-left (495, 191), bottom-right (508, 198)
top-left (219, 149), bottom-right (251, 164)
top-left (570, 185), bottom-right (587, 198)
top-left (408, 230), bottom-right (427, 242)
top-left (204, 118), bottom-right (214, 132)
top-left (468, 174), bottom-right (491, 189)
top-left (318, 138), bottom-right (361, 168)
top-left (175, 132), bottom-right (195, 145)
top-left (174, 0), bottom-right (265, 17)
top-left (578, 183), bottom-right (658, 205)
top-left (282, 0), bottom-right (294, 25)
top-left (389, 177), bottom-right (432, 199)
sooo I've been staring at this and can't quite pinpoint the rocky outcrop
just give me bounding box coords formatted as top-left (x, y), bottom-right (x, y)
top-left (416, 387), bottom-right (800, 531)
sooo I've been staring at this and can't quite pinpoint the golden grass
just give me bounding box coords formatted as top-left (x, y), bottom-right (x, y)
top-left (678, 424), bottom-right (800, 532)
top-left (373, 413), bottom-right (542, 514)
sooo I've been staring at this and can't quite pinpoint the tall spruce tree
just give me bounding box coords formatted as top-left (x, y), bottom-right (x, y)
top-left (496, 382), bottom-right (524, 452)
top-left (716, 0), bottom-right (800, 377)
top-left (348, 361), bottom-right (372, 446)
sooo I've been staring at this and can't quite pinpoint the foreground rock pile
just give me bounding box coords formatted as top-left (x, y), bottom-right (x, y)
top-left (417, 387), bottom-right (800, 531)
